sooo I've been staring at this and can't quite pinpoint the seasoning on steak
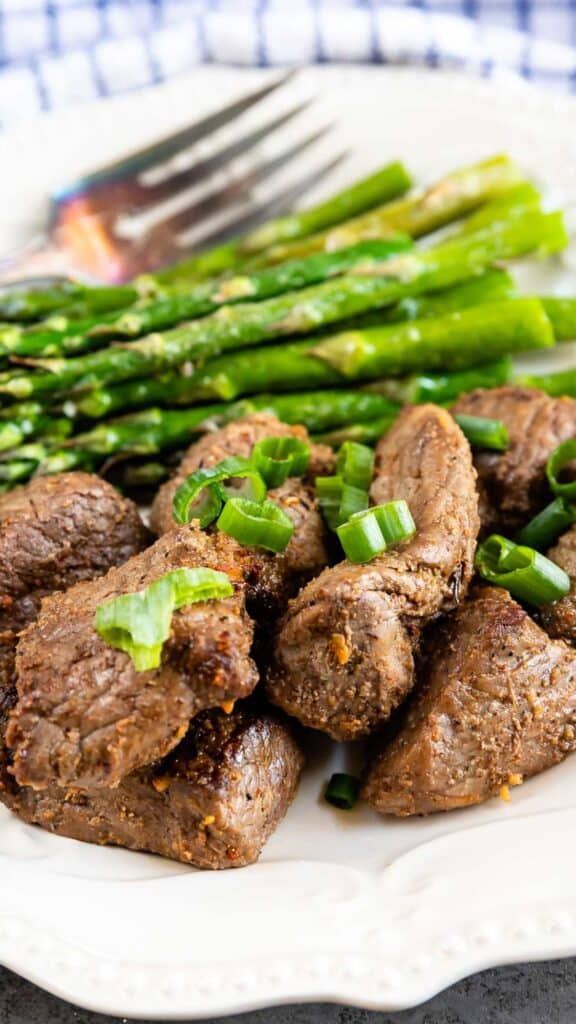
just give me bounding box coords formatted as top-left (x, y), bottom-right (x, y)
top-left (452, 385), bottom-right (576, 533)
top-left (0, 472), bottom-right (149, 800)
top-left (151, 412), bottom-right (334, 605)
top-left (540, 525), bottom-right (576, 644)
top-left (268, 404), bottom-right (479, 740)
top-left (7, 704), bottom-right (303, 870)
top-left (8, 525), bottom-right (259, 791)
top-left (362, 585), bottom-right (576, 816)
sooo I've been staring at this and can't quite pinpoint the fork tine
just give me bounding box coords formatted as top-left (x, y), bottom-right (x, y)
top-left (151, 125), bottom-right (337, 240)
top-left (113, 98), bottom-right (316, 215)
top-left (53, 71), bottom-right (298, 198)
top-left (177, 151), bottom-right (350, 256)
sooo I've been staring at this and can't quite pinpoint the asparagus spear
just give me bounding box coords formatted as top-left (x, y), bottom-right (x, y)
top-left (516, 366), bottom-right (576, 397)
top-left (0, 238), bottom-right (412, 360)
top-left (250, 155), bottom-right (525, 266)
top-left (457, 182), bottom-right (541, 234)
top-left (541, 298), bottom-right (576, 342)
top-left (1, 209), bottom-right (565, 402)
top-left (68, 269), bottom-right (513, 420)
top-left (314, 417), bottom-right (395, 447)
top-left (0, 281), bottom-right (142, 324)
top-left (312, 299), bottom-right (553, 380)
top-left (363, 357), bottom-right (514, 405)
top-left (154, 161), bottom-right (412, 284)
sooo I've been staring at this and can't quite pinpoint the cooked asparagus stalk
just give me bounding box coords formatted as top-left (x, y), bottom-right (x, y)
top-left (0, 281), bottom-right (141, 324)
top-left (249, 155), bottom-right (525, 266)
top-left (0, 210), bottom-right (564, 402)
top-left (541, 298), bottom-right (576, 342)
top-left (312, 299), bottom-right (553, 379)
top-left (0, 238), bottom-right (412, 360)
top-left (314, 417), bottom-right (396, 446)
top-left (154, 160), bottom-right (412, 284)
top-left (363, 356), bottom-right (514, 405)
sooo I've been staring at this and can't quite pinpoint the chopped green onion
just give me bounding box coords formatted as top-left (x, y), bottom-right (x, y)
top-left (251, 436), bottom-right (310, 487)
top-left (454, 413), bottom-right (509, 451)
top-left (547, 440), bottom-right (576, 501)
top-left (517, 497), bottom-right (576, 551)
top-left (325, 773), bottom-right (361, 810)
top-left (372, 500), bottom-right (416, 546)
top-left (339, 483), bottom-right (370, 523)
top-left (217, 497), bottom-right (294, 552)
top-left (337, 511), bottom-right (387, 564)
top-left (94, 567), bottom-right (233, 671)
top-left (475, 534), bottom-right (570, 606)
top-left (336, 441), bottom-right (375, 490)
top-left (316, 474), bottom-right (345, 530)
top-left (173, 456), bottom-right (267, 526)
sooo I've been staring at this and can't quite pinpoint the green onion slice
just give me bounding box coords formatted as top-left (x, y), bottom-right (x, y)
top-left (454, 413), bottom-right (509, 451)
top-left (316, 475), bottom-right (345, 530)
top-left (547, 440), bottom-right (576, 501)
top-left (325, 772), bottom-right (361, 810)
top-left (252, 436), bottom-right (310, 487)
top-left (173, 456), bottom-right (267, 526)
top-left (94, 567), bottom-right (233, 671)
top-left (337, 511), bottom-right (387, 564)
top-left (517, 497), bottom-right (576, 551)
top-left (336, 441), bottom-right (375, 490)
top-left (339, 483), bottom-right (370, 523)
top-left (475, 534), bottom-right (570, 606)
top-left (372, 500), bottom-right (416, 546)
top-left (217, 497), bottom-right (295, 552)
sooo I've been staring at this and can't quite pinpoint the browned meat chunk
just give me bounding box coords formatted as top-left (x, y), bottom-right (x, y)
top-left (452, 386), bottom-right (576, 533)
top-left (8, 525), bottom-right (258, 791)
top-left (363, 585), bottom-right (576, 816)
top-left (540, 525), bottom-right (576, 643)
top-left (151, 413), bottom-right (334, 608)
top-left (268, 404), bottom-right (479, 740)
top-left (0, 472), bottom-right (149, 797)
top-left (6, 705), bottom-right (303, 870)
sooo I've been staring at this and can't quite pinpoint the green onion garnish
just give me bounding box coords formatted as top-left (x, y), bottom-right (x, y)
top-left (316, 474), bottom-right (345, 530)
top-left (336, 441), bottom-right (375, 491)
top-left (252, 436), bottom-right (310, 488)
top-left (547, 440), bottom-right (576, 501)
top-left (325, 773), bottom-right (361, 810)
top-left (217, 496), bottom-right (295, 553)
top-left (336, 500), bottom-right (416, 564)
top-left (172, 456), bottom-right (267, 526)
top-left (94, 567), bottom-right (233, 671)
top-left (475, 534), bottom-right (570, 606)
top-left (454, 413), bottom-right (509, 451)
top-left (517, 497), bottom-right (576, 551)
top-left (339, 483), bottom-right (370, 523)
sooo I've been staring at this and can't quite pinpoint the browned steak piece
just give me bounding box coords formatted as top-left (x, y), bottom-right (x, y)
top-left (363, 585), bottom-right (576, 816)
top-left (540, 525), bottom-right (576, 644)
top-left (150, 413), bottom-right (334, 605)
top-left (452, 386), bottom-right (576, 533)
top-left (7, 705), bottom-right (303, 870)
top-left (8, 525), bottom-right (259, 791)
top-left (0, 472), bottom-right (148, 799)
top-left (268, 404), bottom-right (479, 740)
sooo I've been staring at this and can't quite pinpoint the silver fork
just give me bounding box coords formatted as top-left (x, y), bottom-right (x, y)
top-left (1, 72), bottom-right (346, 285)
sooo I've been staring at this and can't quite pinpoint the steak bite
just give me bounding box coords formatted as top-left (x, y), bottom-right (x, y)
top-left (7, 705), bottom-right (303, 870)
top-left (151, 412), bottom-right (334, 599)
top-left (0, 472), bottom-right (148, 799)
top-left (540, 525), bottom-right (576, 644)
top-left (363, 585), bottom-right (576, 816)
top-left (8, 526), bottom-right (259, 791)
top-left (452, 386), bottom-right (576, 533)
top-left (268, 404), bottom-right (479, 740)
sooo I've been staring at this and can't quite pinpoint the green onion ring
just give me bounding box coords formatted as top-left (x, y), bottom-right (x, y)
top-left (173, 455), bottom-right (266, 526)
top-left (252, 436), bottom-right (310, 487)
top-left (547, 439), bottom-right (576, 501)
top-left (475, 534), bottom-right (570, 606)
top-left (217, 497), bottom-right (295, 552)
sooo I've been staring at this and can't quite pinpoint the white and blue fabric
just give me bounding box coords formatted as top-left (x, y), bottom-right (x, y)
top-left (0, 1), bottom-right (575, 128)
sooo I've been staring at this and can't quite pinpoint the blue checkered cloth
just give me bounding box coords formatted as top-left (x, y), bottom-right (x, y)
top-left (0, 1), bottom-right (575, 129)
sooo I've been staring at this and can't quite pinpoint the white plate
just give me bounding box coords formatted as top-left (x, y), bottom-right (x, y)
top-left (2, 66), bottom-right (576, 1020)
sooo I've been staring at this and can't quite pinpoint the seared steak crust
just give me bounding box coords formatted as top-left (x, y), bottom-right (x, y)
top-left (268, 404), bottom-right (479, 740)
top-left (452, 386), bottom-right (576, 533)
top-left (8, 526), bottom-right (258, 791)
top-left (151, 413), bottom-right (334, 605)
top-left (363, 585), bottom-right (576, 816)
top-left (0, 472), bottom-right (148, 795)
top-left (6, 706), bottom-right (304, 870)
top-left (541, 525), bottom-right (576, 643)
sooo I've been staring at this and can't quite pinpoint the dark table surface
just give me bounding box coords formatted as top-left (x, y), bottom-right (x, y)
top-left (3, 959), bottom-right (576, 1024)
